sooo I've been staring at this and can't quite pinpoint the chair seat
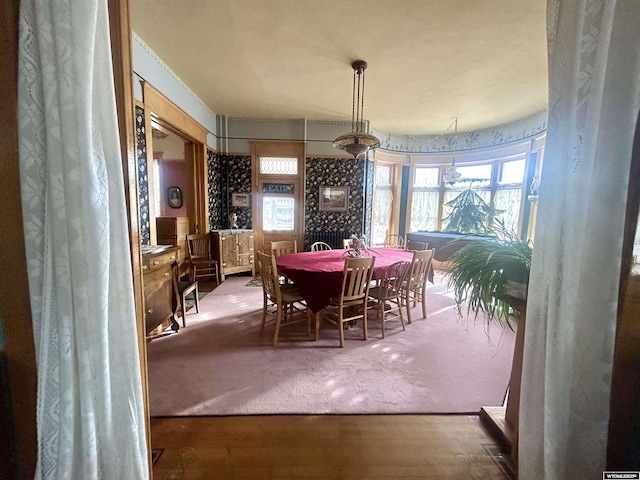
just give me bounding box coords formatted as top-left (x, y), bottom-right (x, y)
top-left (280, 285), bottom-right (304, 303)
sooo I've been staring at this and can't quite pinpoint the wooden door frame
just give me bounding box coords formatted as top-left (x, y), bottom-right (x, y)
top-left (250, 141), bottom-right (306, 253)
top-left (0, 1), bottom-right (38, 477)
top-left (141, 81), bottom-right (209, 235)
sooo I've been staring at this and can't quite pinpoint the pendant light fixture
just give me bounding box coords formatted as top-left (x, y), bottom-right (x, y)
top-left (442, 118), bottom-right (462, 185)
top-left (333, 60), bottom-right (381, 159)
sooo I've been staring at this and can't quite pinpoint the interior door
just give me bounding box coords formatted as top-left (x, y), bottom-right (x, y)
top-left (251, 142), bottom-right (306, 253)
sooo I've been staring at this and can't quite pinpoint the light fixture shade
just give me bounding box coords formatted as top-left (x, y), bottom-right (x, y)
top-left (443, 164), bottom-right (462, 185)
top-left (333, 60), bottom-right (381, 159)
top-left (333, 131), bottom-right (381, 159)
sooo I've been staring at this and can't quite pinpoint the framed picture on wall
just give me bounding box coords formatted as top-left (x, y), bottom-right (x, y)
top-left (167, 186), bottom-right (183, 209)
top-left (232, 193), bottom-right (250, 208)
top-left (319, 186), bottom-right (349, 212)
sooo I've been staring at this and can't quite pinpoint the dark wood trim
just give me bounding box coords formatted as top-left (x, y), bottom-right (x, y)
top-left (0, 1), bottom-right (38, 478)
top-left (607, 108), bottom-right (640, 469)
top-left (108, 0), bottom-right (153, 474)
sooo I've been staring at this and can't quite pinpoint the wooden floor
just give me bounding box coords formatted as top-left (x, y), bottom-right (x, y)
top-left (150, 414), bottom-right (513, 479)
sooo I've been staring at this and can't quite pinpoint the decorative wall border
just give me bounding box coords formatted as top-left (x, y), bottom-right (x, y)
top-left (371, 110), bottom-right (548, 154)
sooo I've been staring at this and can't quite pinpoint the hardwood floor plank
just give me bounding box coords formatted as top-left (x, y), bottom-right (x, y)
top-left (151, 415), bottom-right (510, 479)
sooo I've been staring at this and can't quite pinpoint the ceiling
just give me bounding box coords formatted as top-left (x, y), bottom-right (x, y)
top-left (129, 0), bottom-right (548, 136)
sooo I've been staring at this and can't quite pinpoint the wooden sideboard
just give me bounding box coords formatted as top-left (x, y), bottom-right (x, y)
top-left (211, 229), bottom-right (255, 281)
top-left (156, 216), bottom-right (189, 278)
top-left (141, 244), bottom-right (180, 335)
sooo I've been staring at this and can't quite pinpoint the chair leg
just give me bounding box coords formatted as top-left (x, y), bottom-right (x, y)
top-left (273, 304), bottom-right (283, 346)
top-left (260, 295), bottom-right (268, 333)
top-left (362, 304), bottom-right (368, 341)
top-left (193, 284), bottom-right (200, 314)
top-left (338, 312), bottom-right (345, 348)
top-left (404, 292), bottom-right (413, 324)
top-left (180, 293), bottom-right (187, 328)
top-left (421, 286), bottom-right (427, 319)
top-left (379, 301), bottom-right (386, 339)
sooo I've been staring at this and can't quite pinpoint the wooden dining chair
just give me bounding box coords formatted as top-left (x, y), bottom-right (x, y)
top-left (256, 252), bottom-right (310, 345)
top-left (186, 233), bottom-right (220, 284)
top-left (402, 248), bottom-right (435, 324)
top-left (171, 261), bottom-right (199, 328)
top-left (310, 241), bottom-right (332, 251)
top-left (405, 239), bottom-right (428, 251)
top-left (270, 240), bottom-right (297, 257)
top-left (318, 256), bottom-right (375, 347)
top-left (383, 234), bottom-right (404, 248)
top-left (368, 260), bottom-right (411, 338)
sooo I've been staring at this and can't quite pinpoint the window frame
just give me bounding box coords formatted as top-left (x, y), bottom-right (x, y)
top-left (406, 147), bottom-right (536, 236)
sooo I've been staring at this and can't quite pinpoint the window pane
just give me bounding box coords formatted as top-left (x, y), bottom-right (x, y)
top-left (259, 156), bottom-right (298, 175)
top-left (262, 196), bottom-right (294, 231)
top-left (414, 167), bottom-right (440, 187)
top-left (375, 165), bottom-right (392, 186)
top-left (455, 164), bottom-right (492, 187)
top-left (443, 188), bottom-right (491, 228)
top-left (500, 159), bottom-right (526, 184)
top-left (410, 191), bottom-right (439, 232)
top-left (372, 188), bottom-right (393, 245)
top-left (494, 187), bottom-right (523, 232)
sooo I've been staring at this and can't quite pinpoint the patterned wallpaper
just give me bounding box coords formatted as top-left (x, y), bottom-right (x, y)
top-left (135, 105), bottom-right (150, 245)
top-left (207, 149), bottom-right (224, 230)
top-left (210, 154), bottom-right (253, 230)
top-left (305, 157), bottom-right (365, 238)
top-left (363, 158), bottom-right (375, 241)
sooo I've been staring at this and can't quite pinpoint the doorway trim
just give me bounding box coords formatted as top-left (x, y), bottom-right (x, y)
top-left (251, 141), bottom-right (306, 252)
top-left (141, 81), bottom-right (209, 235)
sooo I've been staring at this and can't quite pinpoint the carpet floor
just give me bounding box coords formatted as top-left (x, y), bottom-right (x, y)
top-left (147, 273), bottom-right (516, 416)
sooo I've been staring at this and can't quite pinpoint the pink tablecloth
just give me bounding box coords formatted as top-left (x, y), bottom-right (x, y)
top-left (276, 248), bottom-right (413, 313)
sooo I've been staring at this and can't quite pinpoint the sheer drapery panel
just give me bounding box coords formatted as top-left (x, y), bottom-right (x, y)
top-left (519, 0), bottom-right (640, 478)
top-left (18, 0), bottom-right (149, 478)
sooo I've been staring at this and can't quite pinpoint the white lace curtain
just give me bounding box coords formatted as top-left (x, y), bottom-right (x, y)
top-left (520, 1), bottom-right (640, 478)
top-left (18, 0), bottom-right (148, 478)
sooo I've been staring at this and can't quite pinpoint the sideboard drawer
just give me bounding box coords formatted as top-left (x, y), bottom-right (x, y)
top-left (147, 250), bottom-right (178, 272)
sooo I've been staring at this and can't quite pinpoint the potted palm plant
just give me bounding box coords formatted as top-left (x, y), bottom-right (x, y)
top-left (445, 219), bottom-right (532, 328)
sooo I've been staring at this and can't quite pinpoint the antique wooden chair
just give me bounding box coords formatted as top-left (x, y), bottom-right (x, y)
top-left (318, 256), bottom-right (375, 348)
top-left (171, 261), bottom-right (199, 328)
top-left (186, 233), bottom-right (220, 284)
top-left (310, 241), bottom-right (332, 251)
top-left (383, 234), bottom-right (404, 248)
top-left (368, 260), bottom-right (411, 338)
top-left (402, 249), bottom-right (435, 323)
top-left (257, 251), bottom-right (310, 345)
top-left (270, 240), bottom-right (297, 257)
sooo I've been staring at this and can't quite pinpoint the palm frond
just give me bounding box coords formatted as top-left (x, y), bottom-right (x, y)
top-left (444, 219), bottom-right (532, 329)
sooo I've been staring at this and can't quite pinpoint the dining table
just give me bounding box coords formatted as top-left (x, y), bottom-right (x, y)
top-left (276, 247), bottom-right (415, 314)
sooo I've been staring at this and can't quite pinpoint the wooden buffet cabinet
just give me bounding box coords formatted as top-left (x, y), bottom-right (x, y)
top-left (141, 244), bottom-right (180, 335)
top-left (211, 229), bottom-right (255, 281)
top-left (156, 216), bottom-right (189, 278)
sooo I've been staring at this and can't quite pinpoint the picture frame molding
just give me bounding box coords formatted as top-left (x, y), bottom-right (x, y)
top-left (167, 185), bottom-right (183, 209)
top-left (319, 185), bottom-right (349, 212)
top-left (231, 192), bottom-right (251, 208)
